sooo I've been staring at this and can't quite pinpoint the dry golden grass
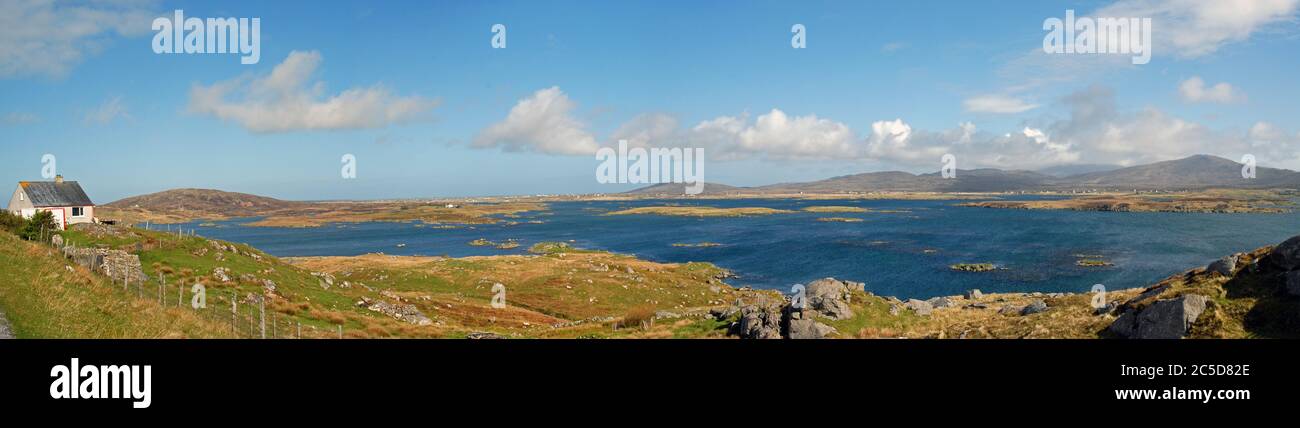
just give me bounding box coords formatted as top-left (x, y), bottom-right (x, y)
top-left (621, 304), bottom-right (657, 330)
top-left (959, 190), bottom-right (1291, 214)
top-left (0, 233), bottom-right (233, 338)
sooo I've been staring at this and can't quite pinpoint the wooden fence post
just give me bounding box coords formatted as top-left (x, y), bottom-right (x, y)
top-left (231, 290), bottom-right (237, 336)
top-left (296, 322), bottom-right (301, 339)
top-left (338, 324), bottom-right (343, 339)
top-left (259, 297), bottom-right (266, 339)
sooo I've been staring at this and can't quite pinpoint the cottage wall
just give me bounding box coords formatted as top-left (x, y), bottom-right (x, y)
top-left (7, 186), bottom-right (34, 214)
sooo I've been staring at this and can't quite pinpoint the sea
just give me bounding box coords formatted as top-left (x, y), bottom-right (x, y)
top-left (175, 197), bottom-right (1300, 300)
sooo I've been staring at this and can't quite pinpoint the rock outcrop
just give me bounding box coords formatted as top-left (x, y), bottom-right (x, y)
top-left (1108, 233), bottom-right (1300, 339)
top-left (1108, 295), bottom-right (1208, 339)
top-left (356, 296), bottom-right (432, 326)
top-left (732, 299), bottom-right (784, 339)
top-left (804, 277), bottom-right (863, 320)
top-left (722, 277), bottom-right (863, 339)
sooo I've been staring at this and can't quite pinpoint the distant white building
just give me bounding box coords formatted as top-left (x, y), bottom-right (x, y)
top-left (6, 175), bottom-right (96, 230)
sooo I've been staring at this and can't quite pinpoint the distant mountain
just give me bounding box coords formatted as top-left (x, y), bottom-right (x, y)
top-left (1065, 155), bottom-right (1300, 190)
top-left (105, 188), bottom-right (303, 217)
top-left (623, 182), bottom-right (746, 196)
top-left (625, 154), bottom-right (1300, 194)
top-left (1036, 164), bottom-right (1121, 178)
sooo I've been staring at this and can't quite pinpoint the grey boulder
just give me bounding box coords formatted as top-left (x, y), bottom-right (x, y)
top-left (1108, 294), bottom-right (1208, 339)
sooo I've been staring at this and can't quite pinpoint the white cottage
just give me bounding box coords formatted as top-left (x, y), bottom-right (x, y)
top-left (7, 175), bottom-right (96, 230)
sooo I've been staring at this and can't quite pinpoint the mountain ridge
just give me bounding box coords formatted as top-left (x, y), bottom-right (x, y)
top-left (629, 154), bottom-right (1300, 195)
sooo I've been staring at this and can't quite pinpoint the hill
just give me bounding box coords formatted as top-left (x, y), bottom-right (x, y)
top-left (627, 155), bottom-right (1300, 194)
top-left (622, 182), bottom-right (746, 196)
top-left (0, 231), bottom-right (232, 338)
top-left (1064, 154), bottom-right (1300, 190)
top-left (101, 188), bottom-right (303, 223)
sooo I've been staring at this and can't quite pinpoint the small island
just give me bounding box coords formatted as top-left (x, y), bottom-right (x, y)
top-left (604, 206), bottom-right (793, 217)
top-left (950, 263), bottom-right (997, 272)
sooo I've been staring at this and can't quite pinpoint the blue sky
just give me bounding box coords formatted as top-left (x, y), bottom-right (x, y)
top-left (2, 0), bottom-right (1299, 202)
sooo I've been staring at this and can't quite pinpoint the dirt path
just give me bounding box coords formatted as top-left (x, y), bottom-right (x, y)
top-left (0, 308), bottom-right (13, 339)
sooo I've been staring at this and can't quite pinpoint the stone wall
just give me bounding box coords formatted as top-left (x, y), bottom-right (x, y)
top-left (63, 245), bottom-right (147, 283)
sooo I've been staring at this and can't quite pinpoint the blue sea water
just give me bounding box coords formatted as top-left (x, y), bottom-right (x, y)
top-left (177, 198), bottom-right (1300, 300)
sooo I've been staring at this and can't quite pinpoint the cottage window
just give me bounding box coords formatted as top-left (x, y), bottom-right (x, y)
top-left (18, 192), bottom-right (23, 201)
top-left (72, 207), bottom-right (84, 217)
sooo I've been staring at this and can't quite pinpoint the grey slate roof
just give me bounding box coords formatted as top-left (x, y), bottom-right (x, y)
top-left (19, 181), bottom-right (94, 207)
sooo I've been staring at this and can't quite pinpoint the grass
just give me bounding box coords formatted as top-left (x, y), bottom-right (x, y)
top-left (0, 232), bottom-right (232, 338)
top-left (959, 189), bottom-right (1292, 214)
top-left (100, 200), bottom-right (548, 228)
top-left (9, 218), bottom-right (1287, 339)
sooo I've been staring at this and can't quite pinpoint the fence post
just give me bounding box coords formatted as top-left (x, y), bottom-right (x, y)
top-left (272, 314), bottom-right (278, 339)
top-left (231, 290), bottom-right (237, 336)
top-left (296, 322), bottom-right (301, 339)
top-left (259, 297), bottom-right (266, 339)
top-left (178, 280), bottom-right (183, 307)
top-left (338, 324), bottom-right (343, 339)
top-left (159, 273), bottom-right (165, 305)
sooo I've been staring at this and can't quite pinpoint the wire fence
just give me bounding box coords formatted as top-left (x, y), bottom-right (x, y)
top-left (46, 224), bottom-right (347, 339)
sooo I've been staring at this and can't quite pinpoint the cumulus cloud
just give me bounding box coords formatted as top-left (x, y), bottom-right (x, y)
top-left (963, 95), bottom-right (1040, 114)
top-left (473, 86), bottom-right (598, 155)
top-left (0, 0), bottom-right (157, 79)
top-left (860, 119), bottom-right (1079, 170)
top-left (732, 110), bottom-right (856, 159)
top-left (480, 92), bottom-right (858, 161)
top-left (188, 50), bottom-right (437, 133)
top-left (1095, 0), bottom-right (1298, 58)
top-left (610, 109), bottom-right (857, 161)
top-left (84, 96), bottom-right (130, 125)
top-left (477, 84), bottom-right (1299, 171)
top-left (1246, 121), bottom-right (1300, 169)
top-left (1178, 76), bottom-right (1245, 103)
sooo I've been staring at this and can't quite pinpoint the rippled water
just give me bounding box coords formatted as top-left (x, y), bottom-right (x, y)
top-left (179, 198), bottom-right (1300, 300)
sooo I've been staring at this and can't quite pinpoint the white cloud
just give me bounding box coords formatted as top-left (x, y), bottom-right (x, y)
top-left (1246, 121), bottom-right (1300, 169)
top-left (881, 42), bottom-right (907, 53)
top-left (477, 84), bottom-right (1298, 172)
top-left (732, 109), bottom-right (857, 159)
top-left (1178, 76), bottom-right (1245, 103)
top-left (0, 0), bottom-right (157, 79)
top-left (1, 112), bottom-right (39, 125)
top-left (861, 119), bottom-right (1079, 170)
top-left (1095, 0), bottom-right (1298, 58)
top-left (963, 95), bottom-right (1040, 114)
top-left (188, 50), bottom-right (437, 133)
top-left (473, 86), bottom-right (598, 155)
top-left (84, 96), bottom-right (129, 125)
top-left (612, 109), bottom-right (857, 161)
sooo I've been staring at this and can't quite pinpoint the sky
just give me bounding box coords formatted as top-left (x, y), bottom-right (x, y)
top-left (1, 0), bottom-right (1299, 202)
